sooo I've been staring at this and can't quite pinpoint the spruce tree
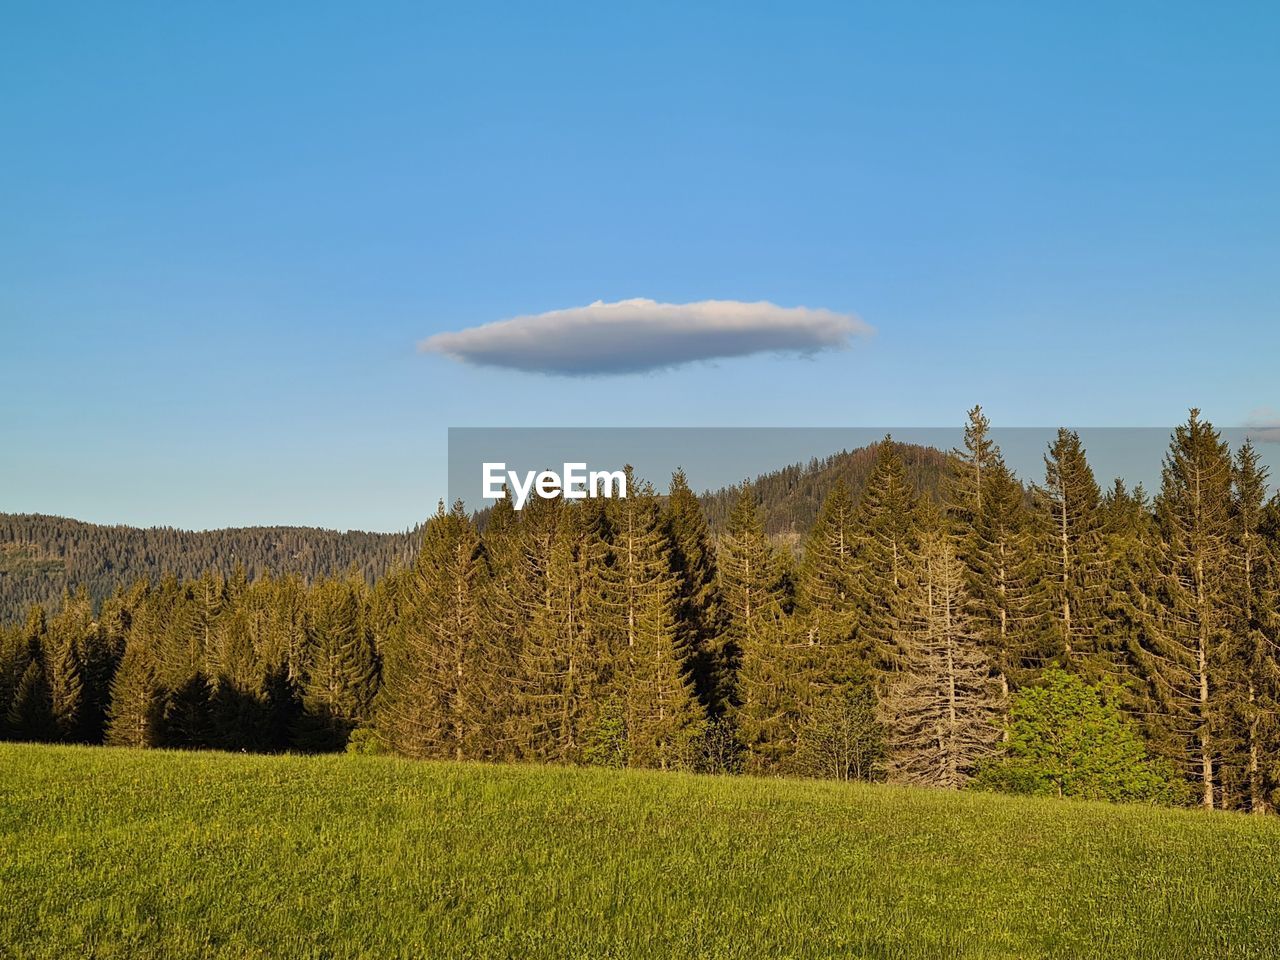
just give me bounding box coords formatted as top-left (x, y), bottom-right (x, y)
top-left (296, 577), bottom-right (379, 750)
top-left (1230, 441), bottom-right (1278, 813)
top-left (1147, 411), bottom-right (1238, 808)
top-left (106, 633), bottom-right (162, 748)
top-left (507, 500), bottom-right (617, 764)
top-left (850, 438), bottom-right (917, 676)
top-left (1033, 429), bottom-right (1105, 665)
top-left (57, 587), bottom-right (118, 743)
top-left (720, 486), bottom-right (794, 770)
top-left (6, 654), bottom-right (54, 742)
top-left (471, 491), bottom-right (572, 761)
top-left (965, 460), bottom-right (1041, 697)
top-left (945, 405), bottom-right (999, 531)
top-left (589, 476), bottom-right (703, 769)
top-left (5, 607), bottom-right (54, 741)
top-left (1097, 480), bottom-right (1165, 722)
top-left (663, 469), bottom-right (726, 713)
top-left (378, 501), bottom-right (490, 760)
top-left (883, 506), bottom-right (1003, 788)
top-left (797, 479), bottom-right (858, 646)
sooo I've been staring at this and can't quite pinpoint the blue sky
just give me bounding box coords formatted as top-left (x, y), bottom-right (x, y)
top-left (3, 2), bottom-right (1277, 530)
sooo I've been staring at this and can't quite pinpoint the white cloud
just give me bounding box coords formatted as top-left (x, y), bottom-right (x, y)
top-left (419, 298), bottom-right (872, 375)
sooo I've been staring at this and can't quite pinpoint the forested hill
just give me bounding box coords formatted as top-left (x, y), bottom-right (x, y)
top-left (700, 441), bottom-right (951, 545)
top-left (0, 514), bottom-right (422, 624)
top-left (0, 442), bottom-right (951, 623)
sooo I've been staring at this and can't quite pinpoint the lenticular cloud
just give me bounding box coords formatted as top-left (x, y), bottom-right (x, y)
top-left (419, 298), bottom-right (872, 376)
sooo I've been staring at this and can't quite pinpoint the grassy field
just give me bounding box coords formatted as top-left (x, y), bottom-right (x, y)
top-left (1, 744), bottom-right (1276, 959)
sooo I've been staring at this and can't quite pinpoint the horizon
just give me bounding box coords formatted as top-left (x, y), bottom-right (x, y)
top-left (5, 421), bottom-right (1277, 534)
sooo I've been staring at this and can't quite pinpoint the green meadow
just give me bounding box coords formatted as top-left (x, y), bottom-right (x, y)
top-left (1, 743), bottom-right (1275, 960)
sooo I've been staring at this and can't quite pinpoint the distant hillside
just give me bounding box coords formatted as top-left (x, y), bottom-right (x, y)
top-left (0, 514), bottom-right (422, 624)
top-left (1, 442), bottom-right (952, 623)
top-left (700, 441), bottom-right (951, 547)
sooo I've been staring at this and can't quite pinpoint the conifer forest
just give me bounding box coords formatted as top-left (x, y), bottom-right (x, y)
top-left (4, 408), bottom-right (1278, 813)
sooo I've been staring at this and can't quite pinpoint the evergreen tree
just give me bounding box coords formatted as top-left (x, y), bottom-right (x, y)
top-left (883, 507), bottom-right (1003, 788)
top-left (945, 405), bottom-right (999, 531)
top-left (296, 577), bottom-right (379, 750)
top-left (106, 633), bottom-right (162, 748)
top-left (590, 477), bottom-right (703, 769)
top-left (797, 479), bottom-right (858, 644)
top-left (5, 607), bottom-right (54, 741)
top-left (378, 501), bottom-right (490, 760)
top-left (1230, 442), bottom-right (1278, 813)
top-left (965, 460), bottom-right (1041, 695)
top-left (480, 491), bottom-right (582, 761)
top-left (721, 487), bottom-right (793, 770)
top-left (1033, 429), bottom-right (1105, 665)
top-left (850, 438), bottom-right (917, 675)
top-left (1146, 411), bottom-right (1238, 808)
top-left (510, 502), bottom-right (605, 764)
top-left (663, 469), bottom-right (726, 713)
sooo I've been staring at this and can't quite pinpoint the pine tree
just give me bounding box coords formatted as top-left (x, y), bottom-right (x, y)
top-left (1147, 411), bottom-right (1238, 808)
top-left (55, 587), bottom-right (118, 743)
top-left (588, 476), bottom-right (703, 769)
top-left (507, 501), bottom-right (608, 764)
top-left (1097, 480), bottom-right (1165, 720)
top-left (965, 460), bottom-right (1041, 696)
top-left (105, 583), bottom-right (174, 748)
top-left (850, 438), bottom-right (917, 675)
top-left (5, 607), bottom-right (54, 741)
top-left (945, 405), bottom-right (999, 532)
top-left (482, 491), bottom-right (574, 761)
top-left (106, 633), bottom-right (162, 748)
top-left (797, 479), bottom-right (858, 645)
top-left (296, 577), bottom-right (379, 750)
top-left (7, 656), bottom-right (54, 741)
top-left (663, 469), bottom-right (726, 713)
top-left (378, 501), bottom-right (491, 760)
top-left (47, 588), bottom-right (110, 742)
top-left (1033, 429), bottom-right (1105, 665)
top-left (721, 486), bottom-right (794, 770)
top-left (1230, 442), bottom-right (1278, 813)
top-left (883, 507), bottom-right (1003, 788)
top-left (0, 623), bottom-right (27, 736)
top-left (945, 410), bottom-right (1040, 706)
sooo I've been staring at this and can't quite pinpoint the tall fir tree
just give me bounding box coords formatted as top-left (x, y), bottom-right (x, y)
top-left (797, 479), bottom-right (858, 644)
top-left (721, 486), bottom-right (795, 770)
top-left (850, 438), bottom-right (917, 676)
top-left (883, 505), bottom-right (1003, 787)
top-left (1230, 442), bottom-right (1278, 813)
top-left (589, 476), bottom-right (704, 769)
top-left (663, 469), bottom-right (726, 713)
top-left (1033, 429), bottom-right (1105, 665)
top-left (378, 501), bottom-right (492, 760)
top-left (1146, 411), bottom-right (1239, 808)
top-left (512, 501), bottom-right (603, 763)
top-left (296, 577), bottom-right (379, 750)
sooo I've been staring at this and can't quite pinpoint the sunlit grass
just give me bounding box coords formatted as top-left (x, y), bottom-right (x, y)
top-left (1, 743), bottom-right (1275, 959)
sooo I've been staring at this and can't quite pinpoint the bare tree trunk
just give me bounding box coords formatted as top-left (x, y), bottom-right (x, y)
top-left (1249, 681), bottom-right (1267, 814)
top-left (1058, 485), bottom-right (1072, 657)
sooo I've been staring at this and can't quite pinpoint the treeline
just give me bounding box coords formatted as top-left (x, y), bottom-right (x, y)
top-left (0, 446), bottom-right (948, 626)
top-left (0, 515), bottom-right (421, 624)
top-left (3, 408), bottom-right (1277, 812)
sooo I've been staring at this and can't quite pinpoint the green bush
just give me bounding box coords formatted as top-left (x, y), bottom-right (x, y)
top-left (972, 668), bottom-right (1184, 805)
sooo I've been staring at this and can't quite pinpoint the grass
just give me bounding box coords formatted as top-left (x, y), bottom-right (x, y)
top-left (1, 744), bottom-right (1276, 959)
